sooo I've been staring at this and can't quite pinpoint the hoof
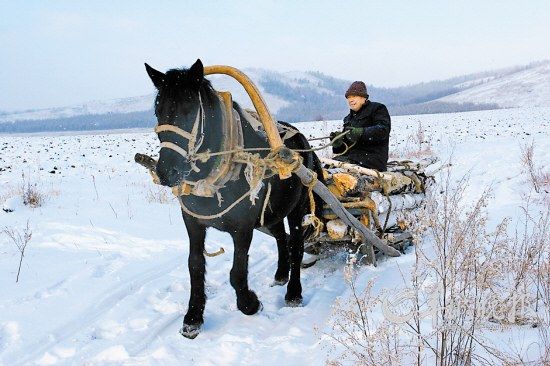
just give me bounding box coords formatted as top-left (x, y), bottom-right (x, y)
top-left (241, 300), bottom-right (264, 315)
top-left (237, 293), bottom-right (263, 315)
top-left (270, 278), bottom-right (288, 287)
top-left (285, 298), bottom-right (303, 307)
top-left (180, 323), bottom-right (201, 339)
top-left (301, 259), bottom-right (317, 269)
top-left (301, 254), bottom-right (318, 268)
top-left (285, 293), bottom-right (303, 307)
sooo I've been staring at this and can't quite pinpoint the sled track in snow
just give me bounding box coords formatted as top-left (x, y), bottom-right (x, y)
top-left (8, 257), bottom-right (183, 365)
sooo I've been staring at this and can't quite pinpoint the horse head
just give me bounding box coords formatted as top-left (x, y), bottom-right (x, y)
top-left (145, 59), bottom-right (223, 188)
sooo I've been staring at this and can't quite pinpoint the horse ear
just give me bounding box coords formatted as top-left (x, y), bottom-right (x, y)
top-left (189, 59), bottom-right (204, 86)
top-left (145, 63), bottom-right (165, 89)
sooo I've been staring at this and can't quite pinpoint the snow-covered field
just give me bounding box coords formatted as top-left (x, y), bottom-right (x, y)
top-left (1, 107), bottom-right (549, 365)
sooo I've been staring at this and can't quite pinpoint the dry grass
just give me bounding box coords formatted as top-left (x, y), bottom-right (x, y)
top-left (520, 141), bottom-right (549, 195)
top-left (2, 221), bottom-right (32, 283)
top-left (0, 183), bottom-right (18, 206)
top-left (323, 276), bottom-right (406, 366)
top-left (390, 121), bottom-right (434, 160)
top-left (323, 163), bottom-right (550, 365)
top-left (20, 172), bottom-right (46, 208)
top-left (145, 185), bottom-right (173, 204)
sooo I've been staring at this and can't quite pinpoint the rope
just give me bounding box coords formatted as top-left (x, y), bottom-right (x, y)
top-left (176, 130), bottom-right (350, 167)
top-left (294, 130), bottom-right (351, 153)
top-left (203, 247), bottom-right (225, 257)
top-left (333, 141), bottom-right (357, 157)
top-left (382, 193), bottom-right (392, 233)
top-left (176, 147), bottom-right (302, 221)
top-left (300, 170), bottom-right (324, 238)
top-left (259, 182), bottom-right (272, 226)
top-left (177, 185), bottom-right (258, 220)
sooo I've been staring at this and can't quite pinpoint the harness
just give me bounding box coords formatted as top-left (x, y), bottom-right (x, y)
top-left (154, 91), bottom-right (244, 198)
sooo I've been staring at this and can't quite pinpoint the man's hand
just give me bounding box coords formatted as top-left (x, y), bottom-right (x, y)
top-left (330, 131), bottom-right (344, 148)
top-left (344, 127), bottom-right (363, 143)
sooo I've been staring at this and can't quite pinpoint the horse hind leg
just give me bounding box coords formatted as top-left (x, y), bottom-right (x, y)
top-left (267, 221), bottom-right (290, 286)
top-left (229, 228), bottom-right (263, 315)
top-left (180, 217), bottom-right (207, 339)
top-left (285, 209), bottom-right (305, 307)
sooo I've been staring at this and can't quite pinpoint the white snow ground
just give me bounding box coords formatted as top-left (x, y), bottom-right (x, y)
top-left (0, 107), bottom-right (549, 365)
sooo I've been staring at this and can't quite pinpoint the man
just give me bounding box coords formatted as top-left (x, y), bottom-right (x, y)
top-left (331, 81), bottom-right (391, 172)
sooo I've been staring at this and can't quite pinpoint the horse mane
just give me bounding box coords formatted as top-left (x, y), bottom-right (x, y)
top-left (154, 68), bottom-right (218, 119)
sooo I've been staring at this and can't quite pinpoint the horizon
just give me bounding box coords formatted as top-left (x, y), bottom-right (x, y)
top-left (1, 1), bottom-right (549, 111)
top-left (2, 59), bottom-right (548, 114)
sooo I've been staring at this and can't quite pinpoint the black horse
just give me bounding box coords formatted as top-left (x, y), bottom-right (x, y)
top-left (145, 59), bottom-right (324, 338)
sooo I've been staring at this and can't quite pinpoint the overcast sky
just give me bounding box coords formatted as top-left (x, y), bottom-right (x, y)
top-left (1, 0), bottom-right (549, 111)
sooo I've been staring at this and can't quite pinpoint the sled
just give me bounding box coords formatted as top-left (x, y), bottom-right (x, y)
top-left (300, 157), bottom-right (436, 266)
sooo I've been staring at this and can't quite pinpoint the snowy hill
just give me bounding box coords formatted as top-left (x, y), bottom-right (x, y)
top-left (437, 61), bottom-right (550, 108)
top-left (0, 94), bottom-right (155, 123)
top-left (0, 68), bottom-right (318, 124)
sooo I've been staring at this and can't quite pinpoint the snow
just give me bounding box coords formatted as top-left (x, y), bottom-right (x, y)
top-left (439, 61), bottom-right (550, 108)
top-left (1, 106), bottom-right (549, 364)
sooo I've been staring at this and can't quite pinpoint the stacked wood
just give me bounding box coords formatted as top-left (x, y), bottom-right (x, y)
top-left (306, 158), bottom-right (436, 247)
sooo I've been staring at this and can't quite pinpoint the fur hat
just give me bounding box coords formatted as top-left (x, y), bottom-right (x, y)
top-left (345, 81), bottom-right (368, 99)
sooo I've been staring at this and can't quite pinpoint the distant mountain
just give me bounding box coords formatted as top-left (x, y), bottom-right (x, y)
top-left (435, 61), bottom-right (550, 108)
top-left (0, 94), bottom-right (154, 123)
top-left (1, 61), bottom-right (548, 133)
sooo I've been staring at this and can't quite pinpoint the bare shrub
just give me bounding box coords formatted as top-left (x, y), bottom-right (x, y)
top-left (2, 221), bottom-right (32, 283)
top-left (0, 183), bottom-right (18, 206)
top-left (324, 270), bottom-right (406, 366)
top-left (520, 141), bottom-right (549, 194)
top-left (145, 185), bottom-right (172, 204)
top-left (20, 172), bottom-right (45, 208)
top-left (324, 165), bottom-right (549, 365)
top-left (535, 250), bottom-right (550, 364)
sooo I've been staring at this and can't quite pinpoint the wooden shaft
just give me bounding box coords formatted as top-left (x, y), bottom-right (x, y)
top-left (203, 65), bottom-right (283, 150)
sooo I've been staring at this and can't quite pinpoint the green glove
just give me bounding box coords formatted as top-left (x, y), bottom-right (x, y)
top-left (331, 132), bottom-right (344, 149)
top-left (345, 127), bottom-right (363, 143)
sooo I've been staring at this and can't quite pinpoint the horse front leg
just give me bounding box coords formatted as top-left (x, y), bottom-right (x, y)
top-left (267, 220), bottom-right (290, 286)
top-left (229, 228), bottom-right (262, 315)
top-left (285, 209), bottom-right (305, 306)
top-left (180, 216), bottom-right (207, 339)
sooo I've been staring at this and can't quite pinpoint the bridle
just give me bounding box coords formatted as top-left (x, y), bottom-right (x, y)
top-left (154, 89), bottom-right (244, 198)
top-left (154, 91), bottom-right (206, 174)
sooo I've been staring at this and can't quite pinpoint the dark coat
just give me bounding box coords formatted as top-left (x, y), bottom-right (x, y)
top-left (332, 100), bottom-right (391, 171)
